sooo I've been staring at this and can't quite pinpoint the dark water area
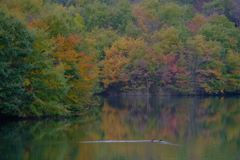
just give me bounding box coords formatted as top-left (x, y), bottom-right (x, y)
top-left (1, 96), bottom-right (240, 160)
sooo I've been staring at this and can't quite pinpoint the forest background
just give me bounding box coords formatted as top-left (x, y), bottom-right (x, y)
top-left (0, 0), bottom-right (240, 117)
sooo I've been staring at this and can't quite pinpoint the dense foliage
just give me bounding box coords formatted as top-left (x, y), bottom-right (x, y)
top-left (0, 0), bottom-right (240, 117)
top-left (0, 10), bottom-right (34, 116)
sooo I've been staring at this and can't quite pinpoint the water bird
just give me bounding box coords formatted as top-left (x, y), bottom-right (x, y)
top-left (151, 139), bottom-right (155, 142)
top-left (159, 139), bottom-right (162, 142)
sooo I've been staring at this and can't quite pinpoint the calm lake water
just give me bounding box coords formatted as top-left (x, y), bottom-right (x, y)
top-left (1, 96), bottom-right (240, 160)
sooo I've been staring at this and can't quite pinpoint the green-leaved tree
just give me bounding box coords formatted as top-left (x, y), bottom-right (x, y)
top-left (0, 10), bottom-right (35, 116)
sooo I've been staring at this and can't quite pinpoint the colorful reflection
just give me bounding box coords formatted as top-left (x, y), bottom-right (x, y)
top-left (0, 96), bottom-right (240, 160)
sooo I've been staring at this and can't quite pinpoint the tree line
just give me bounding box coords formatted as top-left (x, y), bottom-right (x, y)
top-left (0, 0), bottom-right (240, 117)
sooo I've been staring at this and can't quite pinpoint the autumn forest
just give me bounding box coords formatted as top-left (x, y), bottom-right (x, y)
top-left (1, 0), bottom-right (240, 117)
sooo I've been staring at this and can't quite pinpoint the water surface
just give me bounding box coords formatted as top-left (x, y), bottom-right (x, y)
top-left (1, 96), bottom-right (240, 160)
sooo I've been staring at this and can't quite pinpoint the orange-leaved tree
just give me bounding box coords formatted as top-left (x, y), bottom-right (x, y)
top-left (53, 34), bottom-right (98, 111)
top-left (101, 37), bottom-right (148, 92)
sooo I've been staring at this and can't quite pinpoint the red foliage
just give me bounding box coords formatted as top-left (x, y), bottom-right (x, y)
top-left (186, 23), bottom-right (198, 34)
top-left (160, 54), bottom-right (186, 84)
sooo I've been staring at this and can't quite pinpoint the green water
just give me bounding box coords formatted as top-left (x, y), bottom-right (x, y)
top-left (1, 96), bottom-right (240, 160)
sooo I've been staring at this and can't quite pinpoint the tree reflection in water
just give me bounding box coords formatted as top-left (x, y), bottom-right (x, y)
top-left (0, 96), bottom-right (240, 160)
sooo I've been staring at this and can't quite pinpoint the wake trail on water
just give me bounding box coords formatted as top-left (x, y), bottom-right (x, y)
top-left (78, 140), bottom-right (180, 146)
